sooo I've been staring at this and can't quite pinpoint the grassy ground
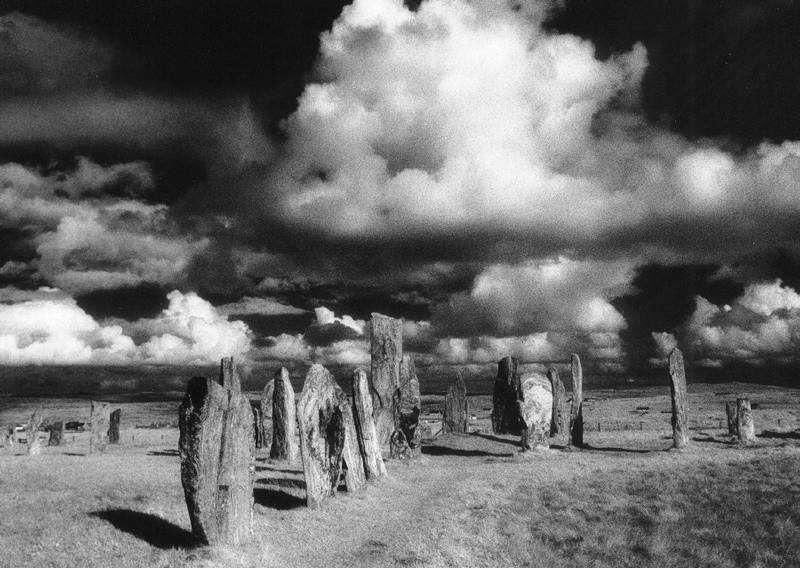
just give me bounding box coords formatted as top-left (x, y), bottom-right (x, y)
top-left (1, 384), bottom-right (799, 567)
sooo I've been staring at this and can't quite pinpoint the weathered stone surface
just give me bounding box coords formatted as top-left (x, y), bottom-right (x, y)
top-left (568, 354), bottom-right (584, 448)
top-left (253, 406), bottom-right (263, 449)
top-left (725, 401), bottom-right (738, 436)
top-left (260, 379), bottom-right (275, 453)
top-left (547, 368), bottom-right (567, 437)
top-left (390, 354), bottom-right (421, 459)
top-left (492, 356), bottom-right (523, 435)
top-left (25, 410), bottom-right (43, 456)
top-left (271, 367), bottom-right (298, 462)
top-left (297, 364), bottom-right (365, 508)
top-left (442, 373), bottom-right (469, 434)
top-left (90, 401), bottom-right (111, 454)
top-left (4, 424), bottom-right (14, 448)
top-left (737, 398), bottom-right (756, 443)
top-left (218, 357), bottom-right (241, 395)
top-left (179, 376), bottom-right (255, 545)
top-left (518, 373), bottom-right (552, 450)
top-left (370, 313), bottom-right (403, 450)
top-left (48, 421), bottom-right (65, 446)
top-left (668, 348), bottom-right (690, 449)
top-left (108, 409), bottom-right (122, 444)
top-left (352, 368), bottom-right (386, 479)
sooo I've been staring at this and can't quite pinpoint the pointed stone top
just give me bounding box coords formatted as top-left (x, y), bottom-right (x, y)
top-left (302, 363), bottom-right (335, 392)
top-left (668, 347), bottom-right (684, 375)
top-left (547, 367), bottom-right (560, 382)
top-left (274, 366), bottom-right (290, 381)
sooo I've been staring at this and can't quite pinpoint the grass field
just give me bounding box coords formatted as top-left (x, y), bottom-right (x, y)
top-left (1, 383), bottom-right (799, 568)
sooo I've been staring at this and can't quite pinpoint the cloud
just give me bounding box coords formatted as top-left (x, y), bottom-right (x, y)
top-left (216, 296), bottom-right (308, 316)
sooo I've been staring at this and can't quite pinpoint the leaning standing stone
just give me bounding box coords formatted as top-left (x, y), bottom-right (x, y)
top-left (260, 378), bottom-right (275, 453)
top-left (725, 401), bottom-right (738, 436)
top-left (547, 368), bottom-right (567, 437)
top-left (90, 401), bottom-right (111, 454)
top-left (26, 410), bottom-right (43, 456)
top-left (370, 313), bottom-right (403, 450)
top-left (492, 357), bottom-right (523, 435)
top-left (568, 354), bottom-right (584, 448)
top-left (442, 373), bottom-right (469, 434)
top-left (178, 376), bottom-right (255, 545)
top-left (352, 369), bottom-right (386, 479)
top-left (334, 385), bottom-right (367, 493)
top-left (48, 420), bottom-right (65, 447)
top-left (668, 348), bottom-right (690, 449)
top-left (391, 354), bottom-right (421, 458)
top-left (518, 373), bottom-right (552, 450)
top-left (108, 409), bottom-right (122, 444)
top-left (271, 367), bottom-right (298, 463)
top-left (736, 398), bottom-right (756, 443)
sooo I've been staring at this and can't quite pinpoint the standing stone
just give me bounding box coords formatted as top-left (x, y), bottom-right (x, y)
top-left (260, 379), bottom-right (275, 453)
top-left (370, 313), bottom-right (403, 450)
top-left (253, 406), bottom-right (263, 449)
top-left (25, 410), bottom-right (43, 456)
top-left (297, 364), bottom-right (365, 508)
top-left (4, 424), bottom-right (14, 448)
top-left (442, 373), bottom-right (469, 434)
top-left (48, 421), bottom-right (65, 446)
top-left (179, 375), bottom-right (255, 545)
top-left (668, 348), bottom-right (690, 449)
top-left (737, 398), bottom-right (756, 443)
top-left (218, 357), bottom-right (241, 395)
top-left (108, 409), bottom-right (122, 444)
top-left (492, 357), bottom-right (523, 435)
top-left (725, 401), bottom-right (739, 436)
top-left (352, 369), bottom-right (386, 479)
top-left (547, 368), bottom-right (567, 437)
top-left (568, 354), bottom-right (584, 448)
top-left (391, 354), bottom-right (421, 459)
top-left (90, 401), bottom-right (111, 454)
top-left (271, 367), bottom-right (298, 463)
top-left (518, 373), bottom-right (553, 450)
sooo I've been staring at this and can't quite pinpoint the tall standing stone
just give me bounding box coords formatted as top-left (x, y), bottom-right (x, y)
top-left (518, 373), bottom-right (552, 450)
top-left (108, 409), bottom-right (122, 444)
top-left (4, 424), bottom-right (14, 449)
top-left (90, 401), bottom-right (111, 454)
top-left (442, 373), bottom-right (469, 434)
top-left (48, 420), bottom-right (65, 447)
top-left (297, 364), bottom-right (365, 508)
top-left (492, 357), bottom-right (523, 435)
top-left (725, 401), bottom-right (739, 436)
top-left (736, 398), bottom-right (756, 443)
top-left (391, 354), bottom-right (421, 459)
top-left (370, 313), bottom-right (403, 450)
top-left (547, 368), bottom-right (567, 437)
top-left (668, 348), bottom-right (690, 449)
top-left (253, 406), bottom-right (263, 449)
top-left (178, 375), bottom-right (255, 545)
top-left (260, 379), bottom-right (275, 453)
top-left (271, 367), bottom-right (298, 462)
top-left (352, 369), bottom-right (386, 479)
top-left (25, 410), bottom-right (43, 456)
top-left (218, 357), bottom-right (241, 395)
top-left (568, 354), bottom-right (584, 448)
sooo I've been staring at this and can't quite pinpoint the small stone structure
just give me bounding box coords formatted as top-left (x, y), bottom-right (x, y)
top-left (492, 356), bottom-right (522, 435)
top-left (568, 354), bottom-right (584, 448)
top-left (518, 373), bottom-right (552, 450)
top-left (260, 378), bottom-right (275, 453)
top-left (48, 421), bottom-right (65, 446)
top-left (271, 367), bottom-right (298, 462)
top-left (370, 313), bottom-right (403, 450)
top-left (442, 373), bottom-right (469, 434)
top-left (90, 401), bottom-right (111, 454)
top-left (725, 401), bottom-right (738, 436)
top-left (26, 410), bottom-right (43, 456)
top-left (108, 409), bottom-right (122, 444)
top-left (736, 398), bottom-right (756, 443)
top-left (352, 368), bottom-right (386, 479)
top-left (391, 354), bottom-right (422, 459)
top-left (547, 368), bottom-right (567, 437)
top-left (178, 372), bottom-right (255, 545)
top-left (668, 348), bottom-right (690, 449)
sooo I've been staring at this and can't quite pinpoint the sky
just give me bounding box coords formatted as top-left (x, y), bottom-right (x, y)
top-left (2, 0), bottom-right (800, 380)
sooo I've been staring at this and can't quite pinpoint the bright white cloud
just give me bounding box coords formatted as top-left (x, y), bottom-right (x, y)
top-left (313, 306), bottom-right (365, 334)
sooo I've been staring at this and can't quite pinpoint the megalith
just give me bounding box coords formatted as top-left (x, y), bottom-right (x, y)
top-left (492, 356), bottom-right (522, 435)
top-left (442, 373), bottom-right (469, 434)
top-left (352, 368), bottom-right (386, 479)
top-left (725, 401), bottom-right (738, 436)
top-left (568, 354), bottom-right (584, 448)
top-left (736, 398), bottom-right (756, 443)
top-left (90, 401), bottom-right (111, 454)
top-left (668, 348), bottom-right (690, 449)
top-left (48, 420), bottom-right (65, 447)
top-left (178, 375), bottom-right (255, 545)
top-left (108, 409), bottom-right (122, 444)
top-left (547, 368), bottom-right (567, 437)
top-left (260, 378), bottom-right (275, 453)
top-left (518, 373), bottom-right (552, 450)
top-left (218, 357), bottom-right (241, 394)
top-left (370, 313), bottom-right (403, 450)
top-left (391, 354), bottom-right (421, 459)
top-left (271, 367), bottom-right (298, 462)
top-left (253, 406), bottom-right (263, 449)
top-left (25, 410), bottom-right (43, 456)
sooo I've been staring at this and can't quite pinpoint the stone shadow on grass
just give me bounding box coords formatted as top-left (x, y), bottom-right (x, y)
top-left (469, 432), bottom-right (522, 447)
top-left (256, 476), bottom-right (306, 489)
top-left (147, 449), bottom-right (180, 457)
top-left (253, 487), bottom-right (306, 510)
top-left (581, 444), bottom-right (659, 454)
top-left (759, 430), bottom-right (800, 440)
top-left (422, 445), bottom-right (515, 458)
top-left (91, 509), bottom-right (197, 549)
